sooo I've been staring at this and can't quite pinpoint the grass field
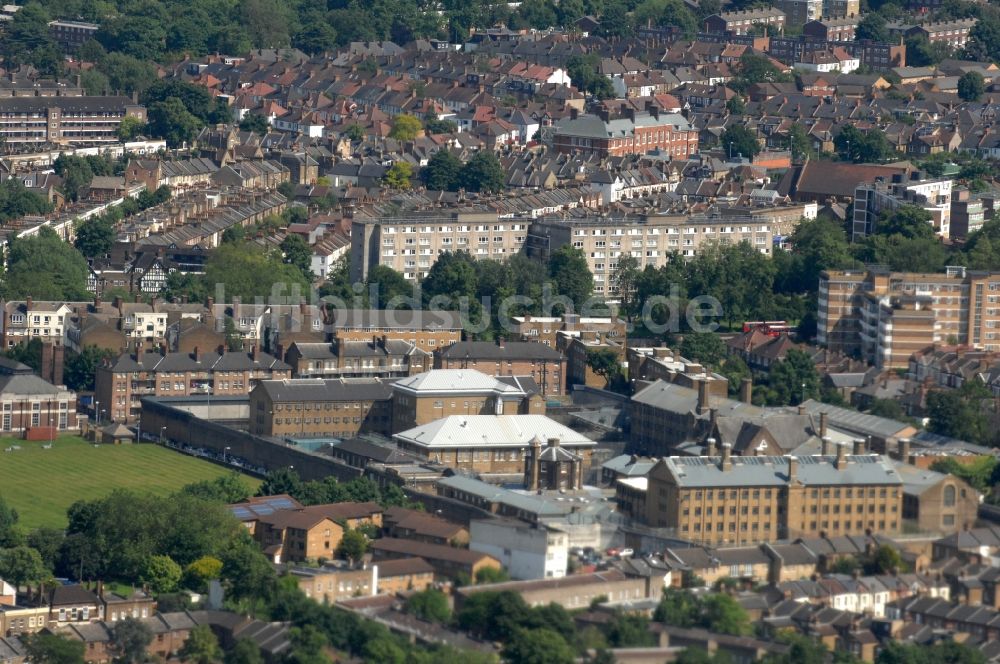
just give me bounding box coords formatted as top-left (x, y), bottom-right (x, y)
top-left (0, 436), bottom-right (260, 529)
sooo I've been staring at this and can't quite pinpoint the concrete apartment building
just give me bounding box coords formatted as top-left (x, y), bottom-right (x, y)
top-left (327, 308), bottom-right (463, 348)
top-left (390, 369), bottom-right (545, 432)
top-left (803, 17), bottom-right (858, 42)
top-left (773, 0), bottom-right (823, 29)
top-left (291, 558), bottom-right (435, 603)
top-left (553, 109), bottom-right (699, 158)
top-left (0, 97), bottom-right (146, 145)
top-left (248, 378), bottom-right (394, 439)
top-left (643, 446), bottom-right (904, 545)
top-left (889, 18), bottom-right (978, 49)
top-left (950, 188), bottom-right (986, 240)
top-left (282, 338), bottom-right (431, 380)
top-left (525, 215), bottom-right (774, 297)
top-left (853, 173), bottom-right (954, 240)
top-left (393, 414), bottom-right (594, 475)
top-left (817, 267), bottom-right (1000, 367)
top-left (434, 340), bottom-right (565, 397)
top-left (512, 314), bottom-right (626, 349)
top-left (350, 211), bottom-right (531, 282)
top-left (470, 519), bottom-right (569, 579)
top-left (704, 8), bottom-right (787, 35)
top-left (47, 20), bottom-right (99, 51)
top-left (95, 347), bottom-right (291, 423)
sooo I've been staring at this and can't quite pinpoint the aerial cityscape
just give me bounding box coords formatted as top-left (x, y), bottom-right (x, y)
top-left (1, 0), bottom-right (1000, 662)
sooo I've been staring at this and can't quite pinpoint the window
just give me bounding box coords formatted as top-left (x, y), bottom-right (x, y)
top-left (943, 485), bottom-right (956, 507)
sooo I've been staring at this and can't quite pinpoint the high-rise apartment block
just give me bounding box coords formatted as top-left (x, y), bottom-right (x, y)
top-left (818, 267), bottom-right (1000, 368)
top-left (853, 173), bottom-right (953, 240)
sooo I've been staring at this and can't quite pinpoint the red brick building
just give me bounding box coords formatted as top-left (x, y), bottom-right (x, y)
top-left (553, 110), bottom-right (699, 159)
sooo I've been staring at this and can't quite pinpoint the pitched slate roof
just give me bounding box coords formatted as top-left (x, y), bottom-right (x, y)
top-left (254, 378), bottom-right (394, 402)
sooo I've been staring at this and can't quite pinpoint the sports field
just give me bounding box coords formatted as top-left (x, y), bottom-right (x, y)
top-left (0, 436), bottom-right (260, 529)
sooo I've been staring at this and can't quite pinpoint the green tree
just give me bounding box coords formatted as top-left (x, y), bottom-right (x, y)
top-left (926, 384), bottom-right (991, 445)
top-left (835, 124), bottom-right (895, 163)
top-left (787, 123), bottom-right (812, 161)
top-left (110, 617), bottom-right (154, 664)
top-left (958, 71), bottom-right (985, 102)
top-left (1, 3), bottom-right (61, 75)
top-left (475, 566), bottom-right (511, 584)
top-left (0, 495), bottom-right (21, 548)
top-left (680, 333), bottom-right (726, 368)
top-left (220, 534), bottom-right (277, 603)
top-left (566, 54), bottom-right (616, 99)
top-left (404, 589), bottom-right (451, 623)
top-left (869, 544), bottom-right (908, 574)
top-left (700, 594), bottom-right (750, 635)
top-left (784, 217), bottom-right (854, 293)
top-left (459, 150), bottom-right (505, 193)
top-left (549, 245), bottom-right (594, 311)
top-left (182, 474), bottom-right (253, 504)
top-left (336, 527), bottom-right (368, 564)
top-left (23, 632), bottom-right (85, 664)
top-left (856, 13), bottom-right (889, 41)
top-left (765, 348), bottom-right (820, 406)
top-left (0, 179), bottom-right (53, 223)
top-left (612, 255), bottom-right (640, 321)
top-left (257, 467), bottom-right (303, 497)
top-left (389, 115), bottom-right (423, 141)
top-left (0, 546), bottom-right (47, 588)
top-left (179, 625), bottom-right (222, 664)
top-left (422, 150), bottom-right (463, 191)
top-left (720, 124), bottom-right (760, 159)
top-left (3, 227), bottom-right (91, 301)
top-left (54, 154), bottom-right (95, 202)
top-left (141, 554), bottom-right (183, 593)
top-left (726, 96), bottom-right (746, 115)
top-left (117, 116), bottom-right (146, 141)
top-left (182, 556), bottom-right (225, 591)
top-left (383, 162), bottom-right (414, 190)
top-left (293, 21), bottom-right (338, 56)
top-left (653, 588), bottom-right (699, 627)
top-left (74, 217), bottom-right (116, 258)
top-left (280, 234), bottom-right (314, 281)
top-left (239, 114), bottom-right (270, 136)
top-left (365, 265), bottom-right (412, 308)
top-left (598, 2), bottom-right (632, 39)
top-left (147, 98), bottom-right (202, 148)
top-left (203, 243), bottom-right (310, 301)
top-left (26, 527), bottom-right (64, 569)
top-left (930, 456), bottom-right (997, 496)
top-left (224, 640), bottom-right (264, 664)
top-left (98, 53), bottom-right (158, 97)
top-left (502, 628), bottom-right (575, 664)
top-left (64, 346), bottom-right (116, 392)
top-left (586, 348), bottom-right (623, 389)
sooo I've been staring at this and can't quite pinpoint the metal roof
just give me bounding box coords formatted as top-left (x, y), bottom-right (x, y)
top-left (395, 414), bottom-right (594, 449)
top-left (660, 453), bottom-right (902, 488)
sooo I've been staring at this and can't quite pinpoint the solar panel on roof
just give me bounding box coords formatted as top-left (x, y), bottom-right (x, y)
top-left (231, 508), bottom-right (252, 519)
top-left (254, 505), bottom-right (275, 515)
top-left (269, 498), bottom-right (296, 508)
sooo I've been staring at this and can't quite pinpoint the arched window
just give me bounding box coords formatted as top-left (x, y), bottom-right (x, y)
top-left (943, 484), bottom-right (956, 507)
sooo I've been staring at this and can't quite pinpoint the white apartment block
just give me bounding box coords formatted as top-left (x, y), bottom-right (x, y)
top-left (470, 519), bottom-right (569, 580)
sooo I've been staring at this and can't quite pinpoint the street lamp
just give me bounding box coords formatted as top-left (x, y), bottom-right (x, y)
top-left (728, 141), bottom-right (733, 160)
top-left (160, 426), bottom-right (167, 444)
top-left (224, 446), bottom-right (231, 464)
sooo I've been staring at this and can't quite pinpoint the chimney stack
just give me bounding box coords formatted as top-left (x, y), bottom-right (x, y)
top-left (193, 346), bottom-right (200, 362)
top-left (797, 404), bottom-right (805, 416)
top-left (698, 378), bottom-right (711, 415)
top-left (899, 438), bottom-right (911, 463)
top-left (528, 437), bottom-right (542, 491)
top-left (819, 411), bottom-right (827, 438)
top-left (740, 377), bottom-right (752, 404)
top-left (836, 442), bottom-right (847, 469)
top-left (25, 297), bottom-right (32, 311)
top-left (706, 437), bottom-right (717, 456)
top-left (853, 438), bottom-right (866, 455)
top-left (721, 442), bottom-right (732, 471)
top-left (821, 436), bottom-right (831, 456)
top-left (788, 455), bottom-right (797, 481)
